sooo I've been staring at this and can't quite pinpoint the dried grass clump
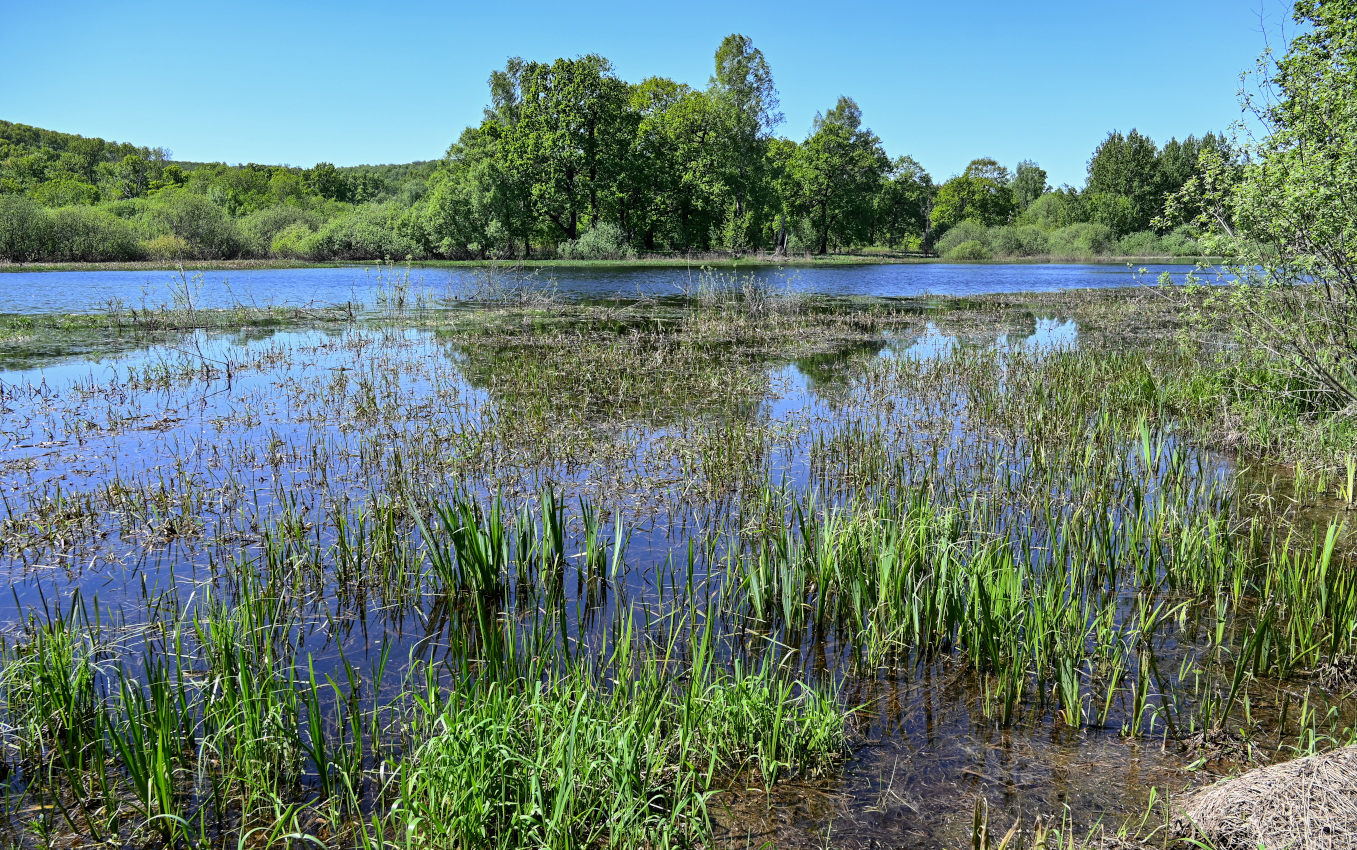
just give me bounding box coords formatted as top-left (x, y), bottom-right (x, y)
top-left (1172, 746), bottom-right (1357, 850)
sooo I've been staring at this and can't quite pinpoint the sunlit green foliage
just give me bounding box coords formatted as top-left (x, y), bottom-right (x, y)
top-left (1, 39), bottom-right (1218, 263)
top-left (789, 96), bottom-right (889, 254)
top-left (1177, 0), bottom-right (1357, 410)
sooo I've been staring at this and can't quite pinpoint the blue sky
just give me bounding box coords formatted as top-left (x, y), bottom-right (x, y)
top-left (1, 0), bottom-right (1287, 187)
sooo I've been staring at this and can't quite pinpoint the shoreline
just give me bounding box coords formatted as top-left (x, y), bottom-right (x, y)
top-left (0, 255), bottom-right (1225, 274)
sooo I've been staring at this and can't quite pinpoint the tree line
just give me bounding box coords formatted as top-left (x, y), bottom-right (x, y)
top-left (0, 37), bottom-right (1222, 263)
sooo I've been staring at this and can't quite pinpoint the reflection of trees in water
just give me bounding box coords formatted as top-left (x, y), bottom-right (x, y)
top-left (791, 339), bottom-right (889, 399)
top-left (996, 310), bottom-right (1039, 340)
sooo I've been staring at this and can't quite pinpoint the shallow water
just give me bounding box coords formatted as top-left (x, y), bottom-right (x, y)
top-left (0, 289), bottom-right (1340, 848)
top-left (0, 312), bottom-right (1198, 843)
top-left (0, 262), bottom-right (1203, 313)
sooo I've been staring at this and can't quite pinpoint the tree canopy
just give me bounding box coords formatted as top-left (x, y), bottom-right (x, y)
top-left (0, 36), bottom-right (1221, 263)
top-left (1180, 0), bottom-right (1357, 409)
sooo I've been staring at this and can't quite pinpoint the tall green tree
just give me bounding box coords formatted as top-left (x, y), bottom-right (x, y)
top-left (1155, 132), bottom-right (1225, 227)
top-left (652, 87), bottom-right (732, 250)
top-left (305, 162), bottom-right (350, 201)
top-left (1011, 160), bottom-right (1048, 211)
top-left (625, 77), bottom-right (730, 250)
top-left (1085, 129), bottom-right (1162, 234)
top-left (874, 155), bottom-right (934, 249)
top-left (110, 153), bottom-right (151, 199)
top-left (792, 96), bottom-right (888, 254)
top-left (420, 131), bottom-right (508, 258)
top-left (709, 34), bottom-right (781, 249)
top-left (510, 55), bottom-right (633, 242)
top-left (930, 158), bottom-right (1015, 231)
top-left (765, 136), bottom-right (800, 254)
top-left (1021, 188), bottom-right (1086, 229)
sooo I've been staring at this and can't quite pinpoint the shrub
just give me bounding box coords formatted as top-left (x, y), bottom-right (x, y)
top-left (138, 189), bottom-right (246, 259)
top-left (782, 218), bottom-right (820, 255)
top-left (1161, 225), bottom-right (1201, 257)
top-left (269, 223), bottom-right (317, 259)
top-left (309, 202), bottom-right (421, 261)
top-left (142, 233), bottom-right (191, 261)
top-left (240, 205), bottom-right (321, 257)
top-left (990, 225), bottom-right (1050, 257)
top-left (1084, 191), bottom-right (1138, 236)
top-left (933, 219), bottom-right (989, 256)
top-left (0, 194), bottom-right (49, 262)
top-left (944, 239), bottom-right (993, 262)
top-left (557, 222), bottom-right (636, 260)
top-left (1047, 223), bottom-right (1116, 259)
top-left (899, 234), bottom-right (926, 254)
top-left (44, 206), bottom-right (142, 261)
top-left (1021, 191), bottom-right (1086, 230)
top-left (1117, 230), bottom-right (1165, 257)
top-left (30, 178), bottom-right (100, 208)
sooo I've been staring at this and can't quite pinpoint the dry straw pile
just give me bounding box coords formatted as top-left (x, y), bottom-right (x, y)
top-left (1173, 747), bottom-right (1357, 850)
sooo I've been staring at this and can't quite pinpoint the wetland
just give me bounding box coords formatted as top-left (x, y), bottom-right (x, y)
top-left (0, 263), bottom-right (1351, 849)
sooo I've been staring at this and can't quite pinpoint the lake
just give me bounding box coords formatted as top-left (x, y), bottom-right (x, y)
top-left (0, 261), bottom-right (1204, 313)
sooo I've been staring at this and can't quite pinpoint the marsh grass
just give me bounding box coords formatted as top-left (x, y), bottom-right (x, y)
top-left (0, 277), bottom-right (1354, 847)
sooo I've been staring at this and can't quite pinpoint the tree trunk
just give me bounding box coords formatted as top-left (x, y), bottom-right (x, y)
top-left (588, 121), bottom-right (598, 222)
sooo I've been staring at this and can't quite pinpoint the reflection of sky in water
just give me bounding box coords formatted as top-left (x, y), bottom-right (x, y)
top-left (0, 263), bottom-right (1212, 313)
top-left (0, 313), bottom-right (1248, 849)
top-left (875, 317), bottom-right (1077, 362)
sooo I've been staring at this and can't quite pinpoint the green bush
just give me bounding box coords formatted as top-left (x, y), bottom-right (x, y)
top-left (30, 178), bottom-right (100, 208)
top-left (933, 220), bottom-right (989, 256)
top-left (44, 206), bottom-right (142, 261)
top-left (142, 233), bottom-right (190, 261)
top-left (240, 205), bottom-right (321, 256)
top-left (1020, 191), bottom-right (1086, 230)
top-left (1117, 230), bottom-right (1164, 256)
top-left (557, 222), bottom-right (636, 260)
top-left (309, 202), bottom-right (421, 261)
top-left (0, 194), bottom-right (49, 262)
top-left (138, 189), bottom-right (246, 259)
top-left (1047, 223), bottom-right (1116, 259)
top-left (1084, 191), bottom-right (1138, 236)
top-left (269, 223), bottom-right (317, 259)
top-left (944, 239), bottom-right (993, 262)
top-left (990, 225), bottom-right (1050, 257)
top-left (1161, 225), bottom-right (1201, 257)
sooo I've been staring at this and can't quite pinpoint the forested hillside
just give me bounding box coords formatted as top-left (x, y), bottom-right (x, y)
top-left (1, 36), bottom-right (1220, 263)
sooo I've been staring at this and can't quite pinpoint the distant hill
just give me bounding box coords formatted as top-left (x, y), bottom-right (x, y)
top-left (0, 118), bottom-right (444, 263)
top-left (1, 118), bottom-right (433, 182)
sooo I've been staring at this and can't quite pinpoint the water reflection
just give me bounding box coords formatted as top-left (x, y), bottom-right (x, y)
top-left (0, 306), bottom-right (1290, 849)
top-left (0, 262), bottom-right (1205, 313)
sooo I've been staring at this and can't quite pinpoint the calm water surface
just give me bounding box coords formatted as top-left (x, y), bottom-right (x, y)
top-left (0, 267), bottom-right (1262, 848)
top-left (0, 262), bottom-right (1201, 313)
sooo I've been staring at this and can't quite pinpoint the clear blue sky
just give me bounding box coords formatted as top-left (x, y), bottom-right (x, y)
top-left (1, 0), bottom-right (1288, 187)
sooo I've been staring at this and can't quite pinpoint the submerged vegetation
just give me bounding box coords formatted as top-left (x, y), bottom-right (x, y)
top-left (0, 261), bottom-right (1351, 847)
